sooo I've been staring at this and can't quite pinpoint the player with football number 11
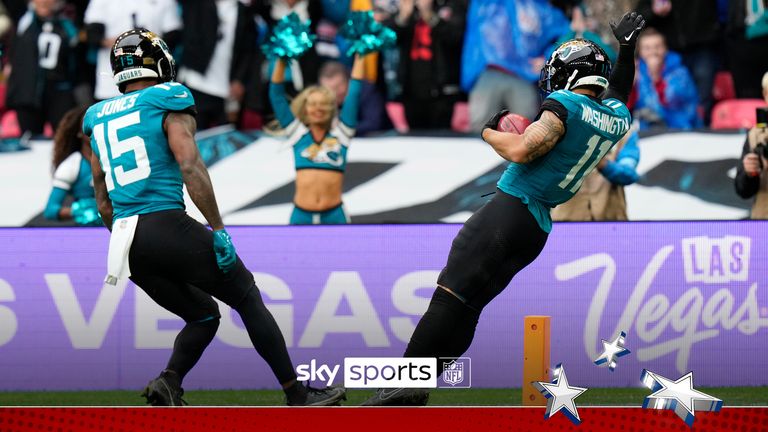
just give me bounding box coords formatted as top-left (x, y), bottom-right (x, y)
top-left (362, 11), bottom-right (646, 406)
top-left (83, 28), bottom-right (345, 407)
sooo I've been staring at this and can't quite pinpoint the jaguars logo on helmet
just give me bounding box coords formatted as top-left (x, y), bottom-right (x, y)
top-left (110, 28), bottom-right (176, 93)
top-left (539, 39), bottom-right (611, 95)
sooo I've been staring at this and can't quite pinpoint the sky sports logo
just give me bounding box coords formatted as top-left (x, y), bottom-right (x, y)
top-left (295, 357), bottom-right (471, 388)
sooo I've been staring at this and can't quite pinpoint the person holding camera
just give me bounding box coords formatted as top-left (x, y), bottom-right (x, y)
top-left (734, 72), bottom-right (768, 219)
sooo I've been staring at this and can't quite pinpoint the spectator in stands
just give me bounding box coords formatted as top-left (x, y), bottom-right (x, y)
top-left (270, 54), bottom-right (366, 224)
top-left (372, 0), bottom-right (402, 102)
top-left (462, 0), bottom-right (569, 132)
top-left (546, 3), bottom-right (616, 64)
top-left (319, 60), bottom-right (388, 136)
top-left (734, 72), bottom-right (768, 219)
top-left (250, 0), bottom-right (326, 127)
top-left (638, 0), bottom-right (721, 125)
top-left (5, 0), bottom-right (78, 137)
top-left (43, 106), bottom-right (100, 226)
top-left (178, 0), bottom-right (257, 130)
top-left (385, 0), bottom-right (467, 130)
top-left (725, 0), bottom-right (768, 99)
top-left (630, 28), bottom-right (701, 130)
top-left (552, 129), bottom-right (640, 221)
top-left (252, 0), bottom-right (325, 89)
top-left (83, 0), bottom-right (181, 101)
top-left (0, 2), bottom-right (11, 39)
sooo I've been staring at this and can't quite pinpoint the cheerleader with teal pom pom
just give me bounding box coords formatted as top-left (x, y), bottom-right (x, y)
top-left (267, 12), bottom-right (395, 225)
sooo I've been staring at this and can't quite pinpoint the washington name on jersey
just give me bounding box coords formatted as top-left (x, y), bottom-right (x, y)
top-left (497, 90), bottom-right (631, 233)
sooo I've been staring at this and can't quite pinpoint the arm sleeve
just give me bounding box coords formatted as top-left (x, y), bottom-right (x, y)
top-left (536, 97), bottom-right (569, 135)
top-left (43, 187), bottom-right (69, 220)
top-left (735, 136), bottom-right (761, 199)
top-left (268, 82), bottom-right (296, 128)
top-left (339, 79), bottom-right (363, 129)
top-left (601, 132), bottom-right (641, 186)
top-left (603, 45), bottom-right (635, 104)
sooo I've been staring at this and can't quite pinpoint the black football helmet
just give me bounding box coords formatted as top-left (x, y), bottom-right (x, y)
top-left (110, 28), bottom-right (175, 93)
top-left (538, 39), bottom-right (612, 95)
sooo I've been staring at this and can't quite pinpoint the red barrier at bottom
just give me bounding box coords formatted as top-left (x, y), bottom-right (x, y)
top-left (0, 407), bottom-right (764, 432)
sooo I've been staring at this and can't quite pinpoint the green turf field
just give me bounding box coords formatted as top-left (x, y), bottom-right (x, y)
top-left (0, 388), bottom-right (765, 406)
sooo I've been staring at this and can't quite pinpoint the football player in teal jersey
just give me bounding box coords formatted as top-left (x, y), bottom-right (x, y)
top-left (85, 29), bottom-right (345, 406)
top-left (363, 12), bottom-right (646, 406)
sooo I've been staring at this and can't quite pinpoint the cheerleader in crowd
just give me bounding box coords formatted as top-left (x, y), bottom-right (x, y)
top-left (43, 106), bottom-right (101, 226)
top-left (266, 11), bottom-right (393, 224)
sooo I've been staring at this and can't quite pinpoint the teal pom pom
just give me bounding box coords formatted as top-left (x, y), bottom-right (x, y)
top-left (339, 11), bottom-right (397, 56)
top-left (261, 13), bottom-right (316, 59)
top-left (72, 198), bottom-right (102, 226)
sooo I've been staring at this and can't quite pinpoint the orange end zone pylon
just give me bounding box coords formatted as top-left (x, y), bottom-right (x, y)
top-left (522, 315), bottom-right (551, 406)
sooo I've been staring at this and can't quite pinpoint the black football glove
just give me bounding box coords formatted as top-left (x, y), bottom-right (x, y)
top-left (482, 109), bottom-right (509, 135)
top-left (611, 11), bottom-right (646, 47)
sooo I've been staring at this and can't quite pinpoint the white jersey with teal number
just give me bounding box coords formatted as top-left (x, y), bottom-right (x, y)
top-left (83, 82), bottom-right (196, 220)
top-left (497, 90), bottom-right (631, 233)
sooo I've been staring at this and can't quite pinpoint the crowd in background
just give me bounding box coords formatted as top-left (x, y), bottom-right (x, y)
top-left (0, 0), bottom-right (765, 139)
top-left (0, 0), bottom-right (767, 223)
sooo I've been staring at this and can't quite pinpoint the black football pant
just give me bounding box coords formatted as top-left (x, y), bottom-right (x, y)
top-left (128, 209), bottom-right (297, 385)
top-left (404, 190), bottom-right (549, 367)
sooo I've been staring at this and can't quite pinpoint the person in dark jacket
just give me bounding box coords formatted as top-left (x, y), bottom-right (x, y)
top-left (6, 0), bottom-right (78, 136)
top-left (724, 0), bottom-right (768, 99)
top-left (734, 72), bottom-right (768, 219)
top-left (637, 0), bottom-right (721, 124)
top-left (385, 0), bottom-right (466, 130)
top-left (178, 0), bottom-right (257, 129)
top-left (318, 60), bottom-right (389, 136)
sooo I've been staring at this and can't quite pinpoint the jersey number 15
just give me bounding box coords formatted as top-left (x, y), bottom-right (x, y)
top-left (93, 111), bottom-right (151, 191)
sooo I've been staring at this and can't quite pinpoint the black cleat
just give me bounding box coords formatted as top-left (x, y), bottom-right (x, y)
top-left (288, 385), bottom-right (347, 406)
top-left (141, 371), bottom-right (187, 406)
top-left (360, 388), bottom-right (429, 406)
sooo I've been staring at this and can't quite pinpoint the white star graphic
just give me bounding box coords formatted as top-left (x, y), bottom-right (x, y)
top-left (641, 369), bottom-right (722, 426)
top-left (532, 364), bottom-right (588, 425)
top-left (593, 331), bottom-right (630, 371)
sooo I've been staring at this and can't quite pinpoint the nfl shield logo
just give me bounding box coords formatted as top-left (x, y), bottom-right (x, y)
top-left (442, 360), bottom-right (464, 386)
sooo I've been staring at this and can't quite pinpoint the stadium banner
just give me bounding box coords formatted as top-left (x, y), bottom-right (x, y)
top-left (0, 221), bottom-right (766, 391)
top-left (0, 130), bottom-right (751, 227)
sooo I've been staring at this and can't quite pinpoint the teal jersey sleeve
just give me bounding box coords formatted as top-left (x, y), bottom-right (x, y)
top-left (269, 82), bottom-right (296, 128)
top-left (602, 97), bottom-right (631, 122)
top-left (545, 91), bottom-right (580, 120)
top-left (339, 79), bottom-right (363, 129)
top-left (43, 187), bottom-right (68, 220)
top-left (144, 83), bottom-right (197, 115)
top-left (82, 105), bottom-right (96, 137)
